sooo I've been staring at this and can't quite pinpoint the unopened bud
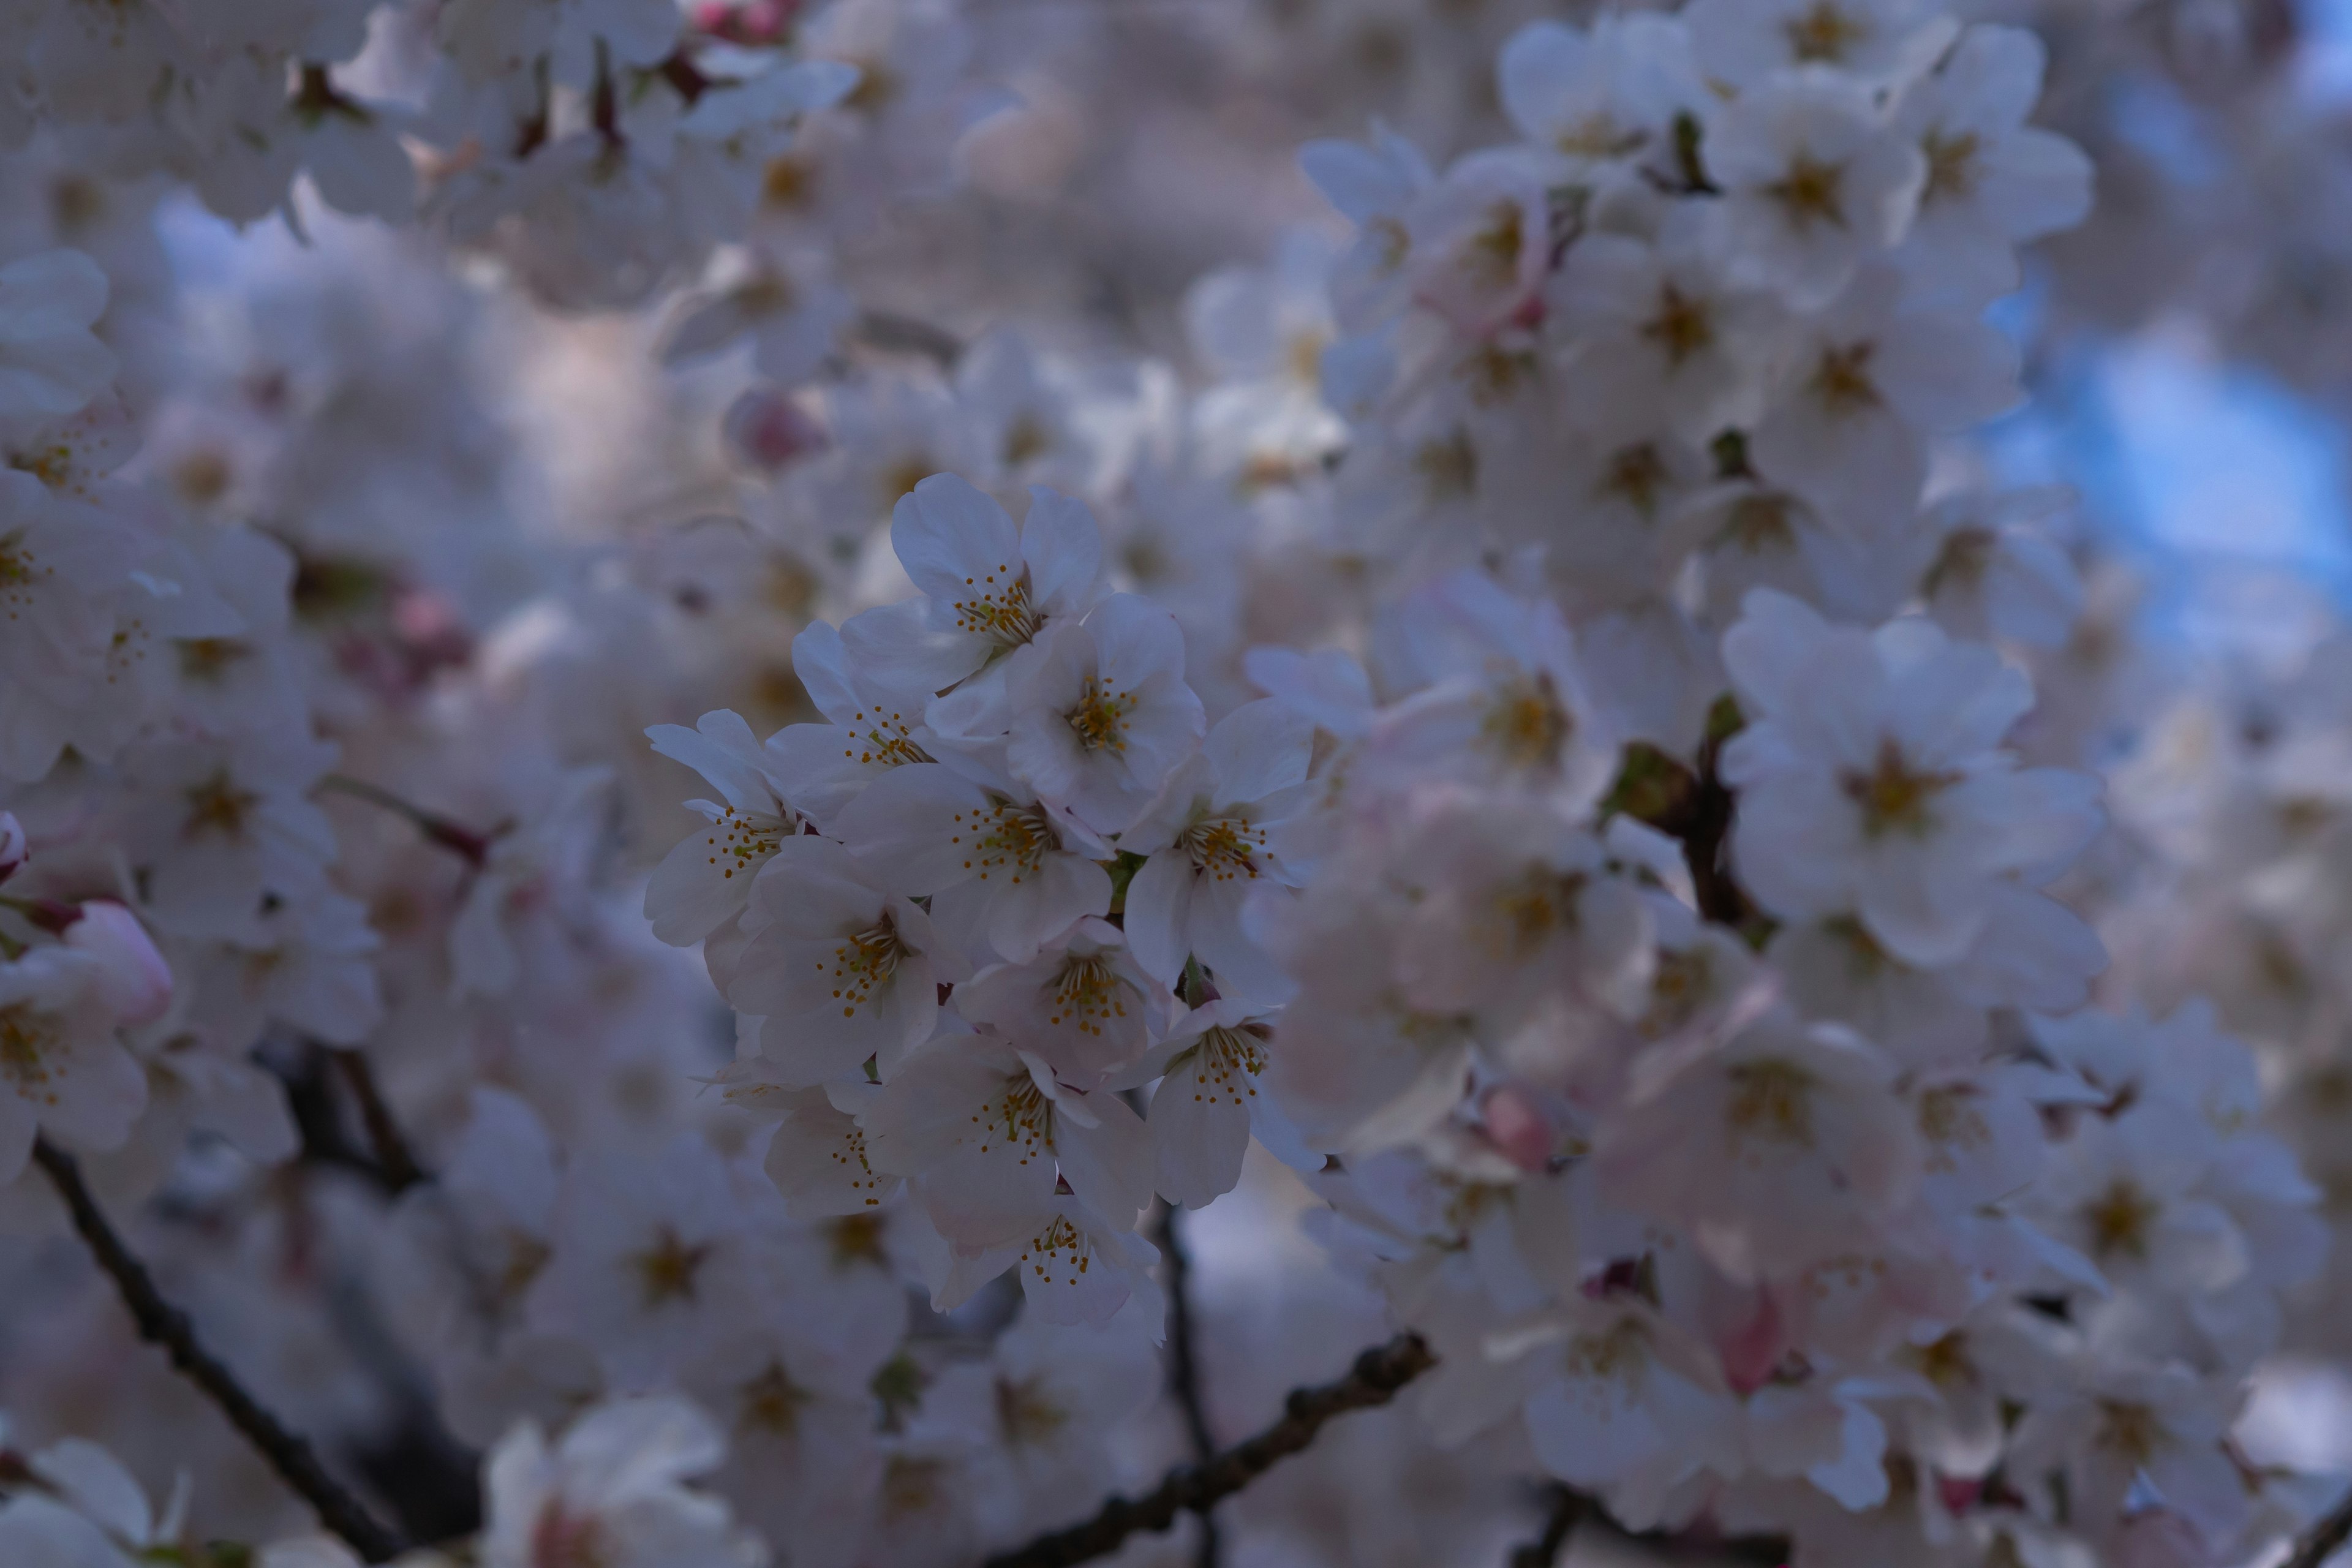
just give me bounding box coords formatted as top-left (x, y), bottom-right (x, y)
top-left (64, 900), bottom-right (174, 1027)
top-left (723, 388), bottom-right (829, 475)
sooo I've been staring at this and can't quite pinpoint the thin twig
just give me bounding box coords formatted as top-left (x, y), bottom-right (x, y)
top-left (330, 1049), bottom-right (428, 1195)
top-left (276, 1047), bottom-right (409, 1196)
top-left (32, 1140), bottom-right (407, 1563)
top-left (1153, 1200), bottom-right (1220, 1568)
top-left (2283, 1487), bottom-right (2352, 1568)
top-left (983, 1332), bottom-right (1436, 1568)
top-left (852, 309), bottom-right (964, 368)
top-left (1509, 1483), bottom-right (1589, 1568)
top-left (317, 774), bottom-right (496, 869)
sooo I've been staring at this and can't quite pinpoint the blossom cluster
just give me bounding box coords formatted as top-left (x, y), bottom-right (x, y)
top-left (1, 1), bottom-right (2350, 1567)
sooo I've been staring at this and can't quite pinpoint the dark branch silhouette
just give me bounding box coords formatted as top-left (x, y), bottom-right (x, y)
top-left (1153, 1200), bottom-right (1221, 1568)
top-left (33, 1140), bottom-right (407, 1563)
top-left (331, 1048), bottom-right (427, 1195)
top-left (2284, 1488), bottom-right (2352, 1568)
top-left (983, 1332), bottom-right (1435, 1568)
top-left (1509, 1483), bottom-right (1590, 1568)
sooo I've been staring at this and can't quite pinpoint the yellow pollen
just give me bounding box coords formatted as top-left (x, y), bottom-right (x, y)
top-left (1641, 282), bottom-right (1714, 366)
top-left (1179, 815), bottom-right (1267, 882)
top-left (1044, 954), bottom-right (1135, 1039)
top-left (949, 563), bottom-right (1041, 646)
top-left (1785, 2), bottom-right (1868, 62)
top-left (1480, 672), bottom-right (1572, 770)
top-left (1839, 738), bottom-right (1957, 838)
top-left (1767, 153), bottom-right (1847, 230)
top-left (817, 919), bottom-right (905, 1018)
top-left (1810, 341), bottom-right (1880, 414)
top-left (628, 1224), bottom-right (712, 1308)
top-left (183, 770), bottom-right (261, 840)
top-left (1921, 128), bottom-right (1981, 204)
top-left (1065, 676), bottom-right (1135, 754)
top-left (2083, 1179), bottom-right (2160, 1260)
top-left (0, 1003), bottom-right (62, 1106)
top-left (1725, 1058), bottom-right (1817, 1148)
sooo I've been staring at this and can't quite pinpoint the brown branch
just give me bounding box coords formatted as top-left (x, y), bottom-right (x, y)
top-left (1152, 1200), bottom-right (1219, 1568)
top-left (1509, 1483), bottom-right (1590, 1568)
top-left (2284, 1488), bottom-right (2352, 1568)
top-left (330, 1049), bottom-right (427, 1195)
top-left (317, 774), bottom-right (496, 869)
top-left (33, 1140), bottom-right (407, 1563)
top-left (984, 1332), bottom-right (1435, 1568)
top-left (852, 309), bottom-right (964, 368)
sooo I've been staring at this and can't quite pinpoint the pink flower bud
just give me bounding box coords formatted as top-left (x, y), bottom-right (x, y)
top-left (64, 900), bottom-right (174, 1027)
top-left (2114, 1510), bottom-right (2207, 1568)
top-left (1714, 1287), bottom-right (1788, 1396)
top-left (0, 812), bottom-right (23, 883)
top-left (723, 388), bottom-right (829, 474)
top-left (1479, 1084), bottom-right (1555, 1173)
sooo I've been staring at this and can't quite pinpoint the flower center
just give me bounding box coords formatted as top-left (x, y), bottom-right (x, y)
top-left (1597, 440), bottom-right (1672, 518)
top-left (1809, 342), bottom-right (1880, 415)
top-left (994, 1374), bottom-right (1068, 1446)
top-left (1415, 428), bottom-right (1478, 503)
top-left (702, 805), bottom-right (790, 882)
top-left (949, 798), bottom-right (1059, 884)
top-left (1065, 676), bottom-right (1135, 754)
top-left (1784, 2), bottom-right (1868, 62)
top-left (2095, 1400), bottom-right (2164, 1464)
top-left (820, 920), bottom-right (907, 1019)
top-left (949, 562), bottom-right (1041, 646)
top-left (628, 1224), bottom-right (712, 1308)
top-left (184, 770), bottom-right (261, 840)
top-left (843, 706), bottom-right (931, 767)
top-left (1463, 198), bottom-right (1526, 290)
top-left (1479, 672), bottom-right (1572, 770)
top-left (976, 1077), bottom-right (1053, 1160)
top-left (0, 1003), bottom-right (60, 1102)
top-left (1766, 153), bottom-right (1847, 231)
top-left (1921, 526), bottom-right (1994, 598)
top-left (1019, 1213), bottom-right (1091, 1287)
top-left (1179, 1025), bottom-right (1267, 1107)
top-left (1493, 867), bottom-right (1586, 955)
top-left (1640, 282), bottom-right (1714, 366)
top-left (1921, 127), bottom-right (1981, 204)
top-left (739, 1362), bottom-right (813, 1436)
top-left (1725, 1058), bottom-right (1818, 1148)
top-left (1564, 1318), bottom-right (1651, 1390)
top-left (178, 638), bottom-right (250, 683)
top-left (2082, 1178), bottom-right (2160, 1259)
top-left (1179, 815), bottom-right (1266, 881)
top-left (1839, 739), bottom-right (1957, 838)
top-left (1046, 954), bottom-right (1132, 1038)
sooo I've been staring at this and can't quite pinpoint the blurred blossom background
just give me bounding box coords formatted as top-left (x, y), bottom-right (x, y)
top-left (25, 0), bottom-right (2352, 1565)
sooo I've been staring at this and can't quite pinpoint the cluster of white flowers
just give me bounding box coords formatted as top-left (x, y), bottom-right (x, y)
top-left (4, 1), bottom-right (2352, 1566)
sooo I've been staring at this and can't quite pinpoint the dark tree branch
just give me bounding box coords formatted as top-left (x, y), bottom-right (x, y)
top-left (983, 1332), bottom-right (1435, 1568)
top-left (1152, 1200), bottom-right (1220, 1568)
top-left (852, 309), bottom-right (964, 368)
top-left (2284, 1488), bottom-right (2352, 1568)
top-left (330, 1049), bottom-right (426, 1195)
top-left (317, 774), bottom-right (496, 869)
top-left (276, 1045), bottom-right (409, 1197)
top-left (32, 1140), bottom-right (407, 1563)
top-left (1509, 1483), bottom-right (1590, 1568)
